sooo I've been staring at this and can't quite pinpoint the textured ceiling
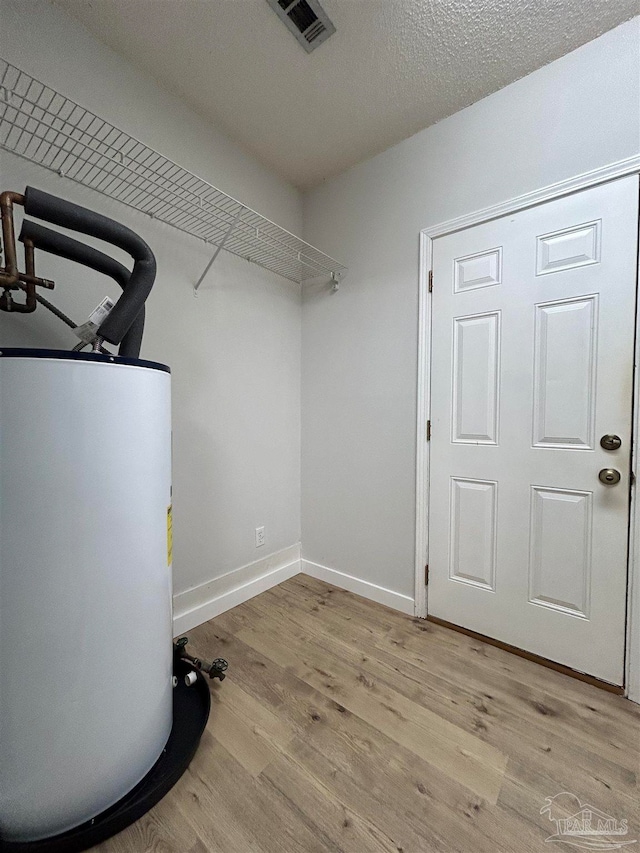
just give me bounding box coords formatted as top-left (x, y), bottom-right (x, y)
top-left (53, 0), bottom-right (639, 189)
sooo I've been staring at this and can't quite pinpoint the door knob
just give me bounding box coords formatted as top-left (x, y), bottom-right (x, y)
top-left (600, 434), bottom-right (622, 451)
top-left (599, 468), bottom-right (621, 485)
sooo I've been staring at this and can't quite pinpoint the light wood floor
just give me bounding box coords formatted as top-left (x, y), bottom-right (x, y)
top-left (99, 575), bottom-right (640, 853)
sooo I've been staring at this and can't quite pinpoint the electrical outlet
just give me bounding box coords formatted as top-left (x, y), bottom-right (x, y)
top-left (255, 526), bottom-right (265, 548)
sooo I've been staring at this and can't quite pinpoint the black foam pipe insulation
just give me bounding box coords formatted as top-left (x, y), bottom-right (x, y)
top-left (20, 219), bottom-right (145, 359)
top-left (23, 187), bottom-right (155, 347)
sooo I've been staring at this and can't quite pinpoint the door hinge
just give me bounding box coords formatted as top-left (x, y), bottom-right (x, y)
top-left (428, 269), bottom-right (433, 292)
top-left (425, 564), bottom-right (429, 585)
top-left (426, 419), bottom-right (431, 441)
top-left (632, 471), bottom-right (636, 487)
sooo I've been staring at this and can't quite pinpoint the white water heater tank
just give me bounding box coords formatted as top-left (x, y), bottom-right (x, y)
top-left (0, 349), bottom-right (173, 843)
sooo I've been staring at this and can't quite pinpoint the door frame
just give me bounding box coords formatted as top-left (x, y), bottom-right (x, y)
top-left (415, 154), bottom-right (640, 701)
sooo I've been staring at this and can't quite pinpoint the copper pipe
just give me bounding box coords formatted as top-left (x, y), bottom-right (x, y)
top-left (0, 237), bottom-right (36, 313)
top-left (0, 190), bottom-right (56, 313)
top-left (0, 191), bottom-right (24, 284)
top-left (0, 273), bottom-right (54, 290)
top-left (20, 238), bottom-right (36, 312)
top-left (23, 238), bottom-right (34, 275)
top-left (18, 272), bottom-right (55, 289)
top-left (0, 288), bottom-right (34, 313)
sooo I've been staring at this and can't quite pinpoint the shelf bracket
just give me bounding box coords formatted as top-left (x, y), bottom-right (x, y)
top-left (194, 206), bottom-right (243, 295)
top-left (331, 271), bottom-right (344, 292)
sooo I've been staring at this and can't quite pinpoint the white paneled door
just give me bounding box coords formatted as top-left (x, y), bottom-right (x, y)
top-left (428, 177), bottom-right (639, 684)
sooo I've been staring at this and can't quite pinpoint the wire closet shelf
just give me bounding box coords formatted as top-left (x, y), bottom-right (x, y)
top-left (0, 58), bottom-right (347, 289)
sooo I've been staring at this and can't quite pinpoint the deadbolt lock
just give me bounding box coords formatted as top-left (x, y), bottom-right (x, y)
top-left (598, 468), bottom-right (621, 485)
top-left (600, 434), bottom-right (622, 451)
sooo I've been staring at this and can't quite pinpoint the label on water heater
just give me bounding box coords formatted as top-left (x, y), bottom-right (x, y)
top-left (74, 297), bottom-right (116, 343)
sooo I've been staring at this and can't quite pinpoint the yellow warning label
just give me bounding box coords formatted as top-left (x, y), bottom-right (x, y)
top-left (167, 505), bottom-right (173, 566)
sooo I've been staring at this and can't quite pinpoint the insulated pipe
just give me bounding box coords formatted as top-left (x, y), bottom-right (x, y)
top-left (23, 187), bottom-right (155, 347)
top-left (21, 220), bottom-right (131, 289)
top-left (19, 220), bottom-right (145, 359)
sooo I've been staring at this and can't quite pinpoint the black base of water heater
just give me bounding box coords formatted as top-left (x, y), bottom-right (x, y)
top-left (0, 661), bottom-right (211, 853)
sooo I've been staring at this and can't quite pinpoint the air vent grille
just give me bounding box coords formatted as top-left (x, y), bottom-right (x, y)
top-left (266, 0), bottom-right (336, 53)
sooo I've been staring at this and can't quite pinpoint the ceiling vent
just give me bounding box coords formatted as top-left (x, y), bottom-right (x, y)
top-left (266, 0), bottom-right (336, 53)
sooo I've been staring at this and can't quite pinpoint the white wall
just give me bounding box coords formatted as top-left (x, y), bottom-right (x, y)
top-left (3, 4), bottom-right (640, 639)
top-left (0, 0), bottom-right (303, 609)
top-left (302, 18), bottom-right (640, 602)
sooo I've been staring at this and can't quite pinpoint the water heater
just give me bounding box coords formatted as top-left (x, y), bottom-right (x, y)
top-left (0, 350), bottom-right (173, 841)
top-left (0, 187), bottom-right (221, 852)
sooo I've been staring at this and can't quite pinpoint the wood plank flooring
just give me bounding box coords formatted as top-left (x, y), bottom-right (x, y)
top-left (99, 575), bottom-right (640, 853)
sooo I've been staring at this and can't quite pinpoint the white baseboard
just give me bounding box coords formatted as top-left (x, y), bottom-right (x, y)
top-left (301, 559), bottom-right (415, 615)
top-left (174, 548), bottom-right (415, 634)
top-left (173, 543), bottom-right (301, 635)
